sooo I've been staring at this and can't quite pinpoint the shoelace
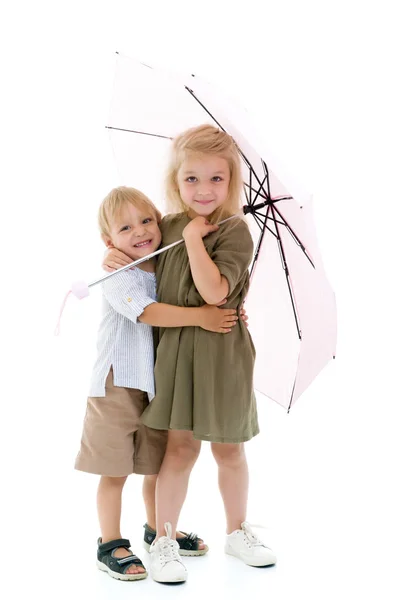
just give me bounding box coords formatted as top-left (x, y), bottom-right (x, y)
top-left (158, 537), bottom-right (181, 563)
top-left (242, 522), bottom-right (268, 547)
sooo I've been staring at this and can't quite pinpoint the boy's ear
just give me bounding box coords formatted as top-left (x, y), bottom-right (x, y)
top-left (101, 234), bottom-right (114, 248)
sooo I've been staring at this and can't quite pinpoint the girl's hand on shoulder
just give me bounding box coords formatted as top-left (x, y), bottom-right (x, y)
top-left (102, 247), bottom-right (133, 272)
top-left (183, 216), bottom-right (219, 241)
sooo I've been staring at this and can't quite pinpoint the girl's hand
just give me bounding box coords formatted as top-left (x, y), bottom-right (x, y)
top-left (102, 247), bottom-right (133, 272)
top-left (198, 304), bottom-right (238, 333)
top-left (183, 216), bottom-right (219, 241)
top-left (240, 305), bottom-right (249, 328)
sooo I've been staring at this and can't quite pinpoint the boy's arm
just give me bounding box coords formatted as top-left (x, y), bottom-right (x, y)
top-left (102, 269), bottom-right (238, 333)
top-left (139, 302), bottom-right (238, 333)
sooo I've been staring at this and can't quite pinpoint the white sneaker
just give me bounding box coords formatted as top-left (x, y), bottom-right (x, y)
top-left (149, 522), bottom-right (188, 583)
top-left (225, 522), bottom-right (277, 567)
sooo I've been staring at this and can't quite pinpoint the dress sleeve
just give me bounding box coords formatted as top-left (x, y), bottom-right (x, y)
top-left (101, 270), bottom-right (156, 323)
top-left (210, 219), bottom-right (254, 296)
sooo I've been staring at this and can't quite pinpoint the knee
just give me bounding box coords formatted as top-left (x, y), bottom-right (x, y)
top-left (211, 443), bottom-right (245, 468)
top-left (100, 475), bottom-right (128, 489)
top-left (166, 439), bottom-right (200, 469)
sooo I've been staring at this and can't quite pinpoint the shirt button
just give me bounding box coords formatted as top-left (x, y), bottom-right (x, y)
top-left (127, 297), bottom-right (132, 302)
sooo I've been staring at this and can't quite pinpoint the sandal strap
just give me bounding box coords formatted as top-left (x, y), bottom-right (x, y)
top-left (98, 538), bottom-right (131, 555)
top-left (115, 555), bottom-right (144, 568)
top-left (178, 532), bottom-right (201, 551)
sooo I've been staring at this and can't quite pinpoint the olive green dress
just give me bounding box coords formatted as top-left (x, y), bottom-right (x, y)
top-left (141, 213), bottom-right (259, 443)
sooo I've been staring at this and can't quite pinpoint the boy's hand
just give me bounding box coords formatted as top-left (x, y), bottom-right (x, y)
top-left (183, 216), bottom-right (219, 241)
top-left (198, 304), bottom-right (238, 333)
top-left (102, 247), bottom-right (133, 272)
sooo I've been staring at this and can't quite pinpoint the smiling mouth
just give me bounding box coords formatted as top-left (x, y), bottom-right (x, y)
top-left (134, 239), bottom-right (152, 248)
top-left (195, 200), bottom-right (214, 205)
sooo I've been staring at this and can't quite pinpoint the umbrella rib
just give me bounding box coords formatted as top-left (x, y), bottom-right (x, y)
top-left (251, 174), bottom-right (269, 206)
top-left (185, 86), bottom-right (227, 131)
top-left (244, 182), bottom-right (268, 201)
top-left (249, 205), bottom-right (272, 279)
top-left (106, 126), bottom-right (172, 140)
top-left (184, 87), bottom-right (271, 198)
top-left (252, 213), bottom-right (266, 231)
top-left (271, 207), bottom-right (302, 340)
top-left (272, 205), bottom-right (315, 268)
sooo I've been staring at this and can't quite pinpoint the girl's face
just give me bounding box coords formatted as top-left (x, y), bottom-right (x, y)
top-left (104, 203), bottom-right (162, 261)
top-left (177, 154), bottom-right (230, 218)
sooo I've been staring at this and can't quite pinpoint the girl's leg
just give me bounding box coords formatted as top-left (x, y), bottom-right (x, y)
top-left (143, 473), bottom-right (206, 550)
top-left (155, 430), bottom-right (201, 540)
top-left (97, 475), bottom-right (145, 575)
top-left (211, 442), bottom-right (249, 533)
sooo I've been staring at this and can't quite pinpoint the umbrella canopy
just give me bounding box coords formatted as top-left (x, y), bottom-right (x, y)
top-left (106, 53), bottom-right (337, 411)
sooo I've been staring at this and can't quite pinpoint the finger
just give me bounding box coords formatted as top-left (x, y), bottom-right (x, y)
top-left (108, 261), bottom-right (127, 270)
top-left (223, 318), bottom-right (238, 325)
top-left (104, 266), bottom-right (116, 273)
top-left (219, 328), bottom-right (232, 333)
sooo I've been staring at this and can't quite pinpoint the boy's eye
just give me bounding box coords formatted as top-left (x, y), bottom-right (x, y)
top-left (143, 218), bottom-right (152, 224)
top-left (120, 225), bottom-right (130, 232)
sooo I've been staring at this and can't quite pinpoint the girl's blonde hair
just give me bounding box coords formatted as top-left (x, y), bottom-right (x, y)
top-left (98, 186), bottom-right (162, 238)
top-left (165, 124), bottom-right (243, 223)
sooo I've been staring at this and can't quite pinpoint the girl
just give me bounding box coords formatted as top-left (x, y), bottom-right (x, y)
top-left (104, 125), bottom-right (276, 584)
top-left (76, 186), bottom-right (240, 581)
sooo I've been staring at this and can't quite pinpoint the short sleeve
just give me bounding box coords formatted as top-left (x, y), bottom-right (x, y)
top-left (210, 219), bottom-right (253, 296)
top-left (102, 269), bottom-right (156, 323)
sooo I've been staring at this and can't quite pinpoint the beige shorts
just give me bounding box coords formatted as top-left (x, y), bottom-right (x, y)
top-left (75, 370), bottom-right (168, 477)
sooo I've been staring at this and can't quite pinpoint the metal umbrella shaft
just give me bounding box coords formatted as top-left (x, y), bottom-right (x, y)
top-left (88, 213), bottom-right (240, 290)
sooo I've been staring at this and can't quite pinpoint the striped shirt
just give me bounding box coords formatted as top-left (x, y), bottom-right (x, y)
top-left (88, 268), bottom-right (157, 398)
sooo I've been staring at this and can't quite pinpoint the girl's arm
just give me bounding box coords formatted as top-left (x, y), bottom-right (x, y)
top-left (183, 218), bottom-right (229, 305)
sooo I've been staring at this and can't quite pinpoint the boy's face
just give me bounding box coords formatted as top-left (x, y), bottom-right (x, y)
top-left (104, 203), bottom-right (162, 261)
top-left (177, 154), bottom-right (230, 218)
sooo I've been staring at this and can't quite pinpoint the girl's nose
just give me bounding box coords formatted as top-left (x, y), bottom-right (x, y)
top-left (197, 186), bottom-right (211, 196)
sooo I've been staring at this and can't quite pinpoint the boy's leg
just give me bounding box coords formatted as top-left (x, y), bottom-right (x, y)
top-left (211, 442), bottom-right (248, 533)
top-left (142, 474), bottom-right (157, 530)
top-left (97, 475), bottom-right (146, 575)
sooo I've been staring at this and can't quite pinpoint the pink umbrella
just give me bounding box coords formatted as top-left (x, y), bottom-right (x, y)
top-left (103, 53), bottom-right (337, 411)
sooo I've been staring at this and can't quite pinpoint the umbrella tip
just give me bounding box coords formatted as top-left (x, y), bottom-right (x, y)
top-left (115, 51), bottom-right (119, 55)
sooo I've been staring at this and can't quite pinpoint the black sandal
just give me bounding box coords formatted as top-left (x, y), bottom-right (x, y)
top-left (143, 523), bottom-right (209, 556)
top-left (97, 537), bottom-right (147, 581)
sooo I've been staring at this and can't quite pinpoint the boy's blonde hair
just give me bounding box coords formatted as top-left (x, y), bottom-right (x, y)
top-left (98, 186), bottom-right (162, 238)
top-left (165, 124), bottom-right (244, 223)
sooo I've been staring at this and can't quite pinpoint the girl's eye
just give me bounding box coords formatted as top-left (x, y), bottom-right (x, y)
top-left (143, 218), bottom-right (152, 224)
top-left (186, 176), bottom-right (197, 183)
top-left (212, 176), bottom-right (222, 182)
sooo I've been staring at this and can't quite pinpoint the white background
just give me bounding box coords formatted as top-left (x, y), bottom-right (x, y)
top-left (1, 1), bottom-right (399, 599)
